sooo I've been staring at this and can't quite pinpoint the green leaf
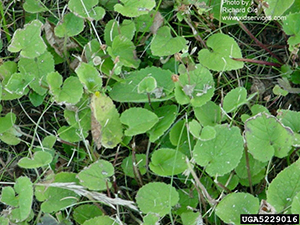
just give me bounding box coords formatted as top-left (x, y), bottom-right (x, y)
top-left (267, 159), bottom-right (300, 212)
top-left (29, 91), bottom-right (46, 107)
top-left (143, 213), bottom-right (160, 225)
top-left (0, 127), bottom-right (21, 145)
top-left (18, 50), bottom-right (55, 95)
top-left (75, 62), bottom-right (102, 92)
top-left (47, 72), bottom-right (83, 104)
top-left (114, 0), bottom-right (156, 17)
top-left (109, 67), bottom-right (175, 102)
top-left (216, 193), bottom-right (259, 224)
top-left (273, 84), bottom-right (289, 96)
top-left (200, 125), bottom-right (216, 141)
top-left (239, 168), bottom-right (265, 187)
top-left (68, 0), bottom-right (105, 20)
top-left (148, 105), bottom-right (177, 142)
top-left (107, 35), bottom-right (140, 68)
top-left (149, 148), bottom-right (187, 176)
top-left (0, 112), bottom-right (16, 133)
top-left (82, 216), bottom-right (116, 225)
top-left (8, 20), bottom-right (46, 58)
top-left (55, 13), bottom-right (85, 37)
top-left (136, 182), bottom-right (179, 216)
top-left (198, 33), bottom-right (244, 71)
top-left (223, 87), bottom-right (247, 113)
top-left (4, 72), bottom-right (31, 95)
top-left (194, 101), bottom-right (222, 126)
top-left (282, 13), bottom-right (300, 52)
top-left (1, 177), bottom-right (33, 222)
top-left (73, 204), bottom-right (103, 224)
top-left (137, 76), bottom-right (157, 93)
top-left (175, 64), bottom-right (215, 107)
top-left (121, 154), bottom-right (147, 178)
top-left (193, 124), bottom-right (244, 176)
top-left (264, 0), bottom-right (294, 18)
top-left (90, 92), bottom-right (123, 148)
top-left (277, 109), bottom-right (300, 132)
top-left (120, 108), bottom-right (159, 136)
top-left (188, 119), bottom-right (202, 139)
top-left (77, 160), bottom-right (114, 191)
top-left (23, 0), bottom-right (46, 13)
top-left (58, 126), bottom-right (86, 143)
top-left (18, 151), bottom-right (53, 169)
top-left (292, 192), bottom-right (300, 214)
top-left (174, 189), bottom-right (198, 215)
top-left (181, 212), bottom-right (202, 225)
top-left (150, 26), bottom-right (187, 57)
top-left (40, 172), bottom-right (80, 213)
top-left (244, 113), bottom-right (294, 162)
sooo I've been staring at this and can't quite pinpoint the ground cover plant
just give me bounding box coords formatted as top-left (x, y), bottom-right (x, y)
top-left (0, 0), bottom-right (300, 224)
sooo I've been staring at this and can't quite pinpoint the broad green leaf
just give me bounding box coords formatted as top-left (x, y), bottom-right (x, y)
top-left (64, 108), bottom-right (91, 132)
top-left (193, 124), bottom-right (244, 176)
top-left (90, 92), bottom-right (123, 148)
top-left (264, 0), bottom-right (294, 18)
top-left (217, 174), bottom-right (239, 191)
top-left (244, 113), bottom-right (294, 162)
top-left (292, 192), bottom-right (300, 214)
top-left (149, 148), bottom-right (186, 176)
top-left (104, 19), bottom-right (136, 46)
top-left (148, 105), bottom-right (177, 142)
top-left (75, 62), bottom-right (102, 92)
top-left (109, 67), bottom-right (175, 102)
top-left (114, 0), bottom-right (156, 17)
top-left (136, 182), bottom-right (179, 216)
top-left (23, 0), bottom-right (46, 13)
top-left (273, 84), bottom-right (289, 96)
top-left (82, 216), bottom-right (116, 225)
top-left (194, 101), bottom-right (222, 126)
top-left (4, 72), bottom-right (32, 95)
top-left (282, 13), bottom-right (300, 52)
top-left (0, 112), bottom-right (16, 133)
top-left (120, 108), bottom-right (159, 136)
top-left (267, 159), bottom-right (300, 212)
top-left (8, 20), bottom-right (46, 58)
top-left (18, 50), bottom-right (55, 95)
top-left (143, 213), bottom-right (160, 225)
top-left (181, 212), bottom-right (202, 225)
top-left (200, 125), bottom-right (216, 141)
top-left (175, 64), bottom-right (215, 107)
top-left (29, 91), bottom-right (46, 107)
top-left (47, 72), bottom-right (83, 104)
top-left (58, 126), bottom-right (86, 143)
top-left (18, 151), bottom-right (53, 168)
top-left (150, 26), bottom-right (187, 57)
top-left (137, 76), bottom-right (157, 93)
top-left (198, 33), bottom-right (244, 71)
top-left (239, 168), bottom-right (265, 187)
top-left (0, 127), bottom-right (21, 145)
top-left (73, 204), bottom-right (103, 224)
top-left (173, 189), bottom-right (198, 215)
top-left (188, 119), bottom-right (202, 139)
top-left (235, 151), bottom-right (267, 179)
top-left (1, 177), bottom-right (33, 222)
top-left (0, 217), bottom-right (9, 225)
top-left (121, 154), bottom-right (147, 178)
top-left (107, 35), bottom-right (140, 68)
top-left (277, 109), bottom-right (300, 132)
top-left (77, 160), bottom-right (114, 191)
top-left (40, 172), bottom-right (80, 213)
top-left (216, 193), bottom-right (259, 225)
top-left (55, 13), bottom-right (85, 37)
top-left (68, 0), bottom-right (105, 20)
top-left (223, 87), bottom-right (247, 113)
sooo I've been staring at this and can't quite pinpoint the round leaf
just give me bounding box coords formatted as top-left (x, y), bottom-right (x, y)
top-left (73, 204), bottom-right (103, 224)
top-left (223, 87), bottom-right (247, 113)
top-left (114, 0), bottom-right (156, 17)
top-left (193, 124), bottom-right (244, 176)
top-left (136, 182), bottom-right (179, 216)
top-left (137, 76), bottom-right (157, 93)
top-left (68, 0), bottom-right (105, 20)
top-left (120, 108), bottom-right (159, 136)
top-left (18, 151), bottom-right (53, 169)
top-left (55, 13), bottom-right (85, 37)
top-left (121, 154), bottom-right (147, 178)
top-left (149, 148), bottom-right (187, 176)
top-left (75, 62), bottom-right (102, 92)
top-left (194, 101), bottom-right (222, 126)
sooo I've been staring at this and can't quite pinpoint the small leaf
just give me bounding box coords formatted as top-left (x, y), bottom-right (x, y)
top-left (216, 192), bottom-right (259, 224)
top-left (181, 212), bottom-right (202, 225)
top-left (121, 154), bottom-right (147, 178)
top-left (264, 0), bottom-right (294, 18)
top-left (273, 84), bottom-right (289, 96)
top-left (73, 204), bottom-right (103, 224)
top-left (114, 0), bottom-right (156, 17)
top-left (244, 113), bottom-right (294, 162)
top-left (82, 216), bottom-right (116, 225)
top-left (18, 151), bottom-right (53, 168)
top-left (277, 109), bottom-right (300, 133)
top-left (150, 26), bottom-right (187, 57)
top-left (136, 182), bottom-right (179, 216)
top-left (0, 112), bottom-right (16, 133)
top-left (200, 125), bottom-right (216, 141)
top-left (120, 108), bottom-right (159, 136)
top-left (137, 76), bottom-right (157, 93)
top-left (75, 62), bottom-right (102, 92)
top-left (267, 159), bottom-right (300, 212)
top-left (149, 148), bottom-right (187, 176)
top-left (55, 13), bottom-right (85, 37)
top-left (282, 13), bottom-right (300, 52)
top-left (188, 119), bottom-right (202, 139)
top-left (223, 87), bottom-right (247, 113)
top-left (90, 92), bottom-right (123, 148)
top-left (77, 160), bottom-right (114, 191)
top-left (194, 101), bottom-right (222, 126)
top-left (193, 124), bottom-right (244, 176)
top-left (8, 20), bottom-right (46, 58)
top-left (23, 0), bottom-right (46, 13)
top-left (198, 33), bottom-right (244, 71)
top-left (68, 0), bottom-right (105, 20)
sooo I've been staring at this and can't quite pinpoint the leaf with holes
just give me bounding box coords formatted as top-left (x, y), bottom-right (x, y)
top-left (151, 26), bottom-right (187, 56)
top-left (193, 124), bottom-right (244, 176)
top-left (244, 113), bottom-right (294, 162)
top-left (114, 0), bottom-right (156, 17)
top-left (198, 33), bottom-right (244, 71)
top-left (8, 20), bottom-right (46, 58)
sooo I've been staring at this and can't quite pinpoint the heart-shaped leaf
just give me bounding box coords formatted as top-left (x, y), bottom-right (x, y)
top-left (18, 151), bottom-right (53, 168)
